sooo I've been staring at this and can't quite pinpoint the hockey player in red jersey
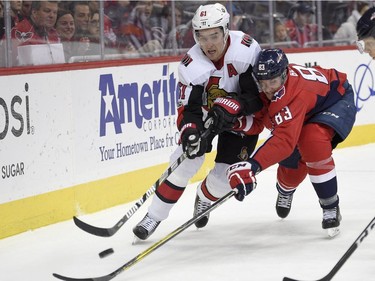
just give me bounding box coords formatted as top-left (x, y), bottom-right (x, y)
top-left (226, 48), bottom-right (357, 237)
top-left (133, 3), bottom-right (262, 240)
top-left (356, 7), bottom-right (375, 59)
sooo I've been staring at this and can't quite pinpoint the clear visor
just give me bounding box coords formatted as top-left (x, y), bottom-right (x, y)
top-left (194, 30), bottom-right (223, 45)
top-left (356, 40), bottom-right (365, 54)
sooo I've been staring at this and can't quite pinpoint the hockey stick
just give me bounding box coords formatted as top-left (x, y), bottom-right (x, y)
top-left (283, 216), bottom-right (375, 281)
top-left (73, 127), bottom-right (213, 237)
top-left (53, 190), bottom-right (237, 281)
top-left (73, 152), bottom-right (186, 237)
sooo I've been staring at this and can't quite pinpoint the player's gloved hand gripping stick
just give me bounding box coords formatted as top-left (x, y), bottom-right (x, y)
top-left (226, 160), bottom-right (260, 201)
top-left (73, 119), bottom-right (214, 237)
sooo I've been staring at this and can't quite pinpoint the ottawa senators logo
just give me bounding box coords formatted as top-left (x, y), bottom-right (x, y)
top-left (206, 76), bottom-right (229, 109)
top-left (237, 147), bottom-right (249, 161)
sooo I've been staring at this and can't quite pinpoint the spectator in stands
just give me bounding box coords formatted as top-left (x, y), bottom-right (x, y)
top-left (333, 1), bottom-right (370, 45)
top-left (162, 2), bottom-right (196, 51)
top-left (55, 8), bottom-right (80, 61)
top-left (88, 0), bottom-right (99, 14)
top-left (57, 1), bottom-right (71, 11)
top-left (21, 1), bottom-right (32, 18)
top-left (106, 0), bottom-right (134, 36)
top-left (11, 1), bottom-right (59, 46)
top-left (10, 1), bottom-right (60, 65)
top-left (103, 21), bottom-right (118, 52)
top-left (70, 1), bottom-right (90, 41)
top-left (10, 0), bottom-right (23, 24)
top-left (87, 11), bottom-right (99, 40)
top-left (160, 2), bottom-right (187, 50)
top-left (86, 10), bottom-right (101, 55)
top-left (159, 2), bottom-right (183, 35)
top-left (175, 20), bottom-right (195, 49)
top-left (106, 1), bottom-right (138, 55)
top-left (285, 1), bottom-right (318, 47)
top-left (1, 0), bottom-right (24, 38)
top-left (56, 9), bottom-right (75, 42)
top-left (120, 1), bottom-right (164, 56)
top-left (220, 1), bottom-right (245, 30)
top-left (274, 20), bottom-right (295, 48)
top-left (88, 9), bottom-right (119, 54)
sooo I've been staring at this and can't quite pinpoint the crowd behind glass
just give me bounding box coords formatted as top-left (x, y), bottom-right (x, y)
top-left (0, 0), bottom-right (370, 68)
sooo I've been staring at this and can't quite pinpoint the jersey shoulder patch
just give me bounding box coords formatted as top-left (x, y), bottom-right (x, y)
top-left (181, 53), bottom-right (193, 67)
top-left (272, 86), bottom-right (286, 102)
top-left (241, 34), bottom-right (253, 47)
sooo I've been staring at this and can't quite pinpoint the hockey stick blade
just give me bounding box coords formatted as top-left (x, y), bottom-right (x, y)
top-left (53, 190), bottom-right (236, 281)
top-left (73, 128), bottom-right (213, 237)
top-left (73, 152), bottom-right (187, 237)
top-left (283, 216), bottom-right (375, 281)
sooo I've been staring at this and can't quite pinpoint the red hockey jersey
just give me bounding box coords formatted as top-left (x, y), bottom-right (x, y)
top-left (250, 64), bottom-right (348, 170)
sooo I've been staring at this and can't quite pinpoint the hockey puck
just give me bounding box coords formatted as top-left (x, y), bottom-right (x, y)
top-left (99, 248), bottom-right (114, 258)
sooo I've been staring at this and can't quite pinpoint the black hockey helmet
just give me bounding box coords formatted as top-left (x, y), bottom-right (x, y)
top-left (253, 48), bottom-right (289, 81)
top-left (357, 7), bottom-right (375, 40)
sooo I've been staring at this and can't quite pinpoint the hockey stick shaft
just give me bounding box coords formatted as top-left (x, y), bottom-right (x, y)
top-left (283, 216), bottom-right (375, 281)
top-left (73, 128), bottom-right (213, 237)
top-left (73, 152), bottom-right (187, 237)
top-left (53, 190), bottom-right (237, 281)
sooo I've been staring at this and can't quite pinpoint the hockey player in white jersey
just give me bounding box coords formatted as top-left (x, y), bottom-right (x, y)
top-left (133, 3), bottom-right (262, 240)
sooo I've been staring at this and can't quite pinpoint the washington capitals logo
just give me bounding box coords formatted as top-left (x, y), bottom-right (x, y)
top-left (276, 52), bottom-right (284, 63)
top-left (15, 30), bottom-right (33, 42)
top-left (272, 86), bottom-right (286, 102)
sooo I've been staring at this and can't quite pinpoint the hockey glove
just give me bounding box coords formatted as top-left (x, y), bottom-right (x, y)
top-left (180, 123), bottom-right (207, 159)
top-left (226, 160), bottom-right (260, 201)
top-left (232, 115), bottom-right (254, 134)
top-left (208, 97), bottom-right (242, 134)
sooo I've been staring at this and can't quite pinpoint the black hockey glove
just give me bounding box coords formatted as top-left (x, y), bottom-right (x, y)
top-left (180, 123), bottom-right (208, 159)
top-left (208, 97), bottom-right (242, 134)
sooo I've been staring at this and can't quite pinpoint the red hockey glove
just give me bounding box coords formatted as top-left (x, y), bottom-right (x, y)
top-left (232, 115), bottom-right (253, 134)
top-left (208, 97), bottom-right (242, 134)
top-left (226, 161), bottom-right (259, 201)
top-left (180, 123), bottom-right (207, 159)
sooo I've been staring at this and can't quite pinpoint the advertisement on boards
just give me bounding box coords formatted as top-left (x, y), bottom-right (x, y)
top-left (72, 63), bottom-right (180, 183)
top-left (0, 62), bottom-right (181, 203)
top-left (0, 73), bottom-right (74, 203)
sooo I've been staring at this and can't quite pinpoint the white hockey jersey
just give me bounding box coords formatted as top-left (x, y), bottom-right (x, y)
top-left (177, 30), bottom-right (261, 129)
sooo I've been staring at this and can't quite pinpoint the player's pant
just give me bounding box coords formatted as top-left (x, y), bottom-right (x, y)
top-left (147, 145), bottom-right (204, 221)
top-left (148, 132), bottom-right (258, 221)
top-left (277, 122), bottom-right (339, 208)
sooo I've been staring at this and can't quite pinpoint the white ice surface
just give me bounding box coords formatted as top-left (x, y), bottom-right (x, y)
top-left (1, 144), bottom-right (374, 281)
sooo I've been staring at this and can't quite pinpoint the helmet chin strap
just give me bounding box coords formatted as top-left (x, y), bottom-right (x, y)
top-left (223, 28), bottom-right (229, 44)
top-left (281, 69), bottom-right (288, 83)
top-left (220, 28), bottom-right (229, 55)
